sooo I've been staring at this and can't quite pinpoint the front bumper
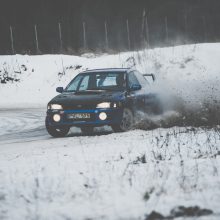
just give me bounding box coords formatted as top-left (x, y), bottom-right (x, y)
top-left (46, 108), bottom-right (123, 127)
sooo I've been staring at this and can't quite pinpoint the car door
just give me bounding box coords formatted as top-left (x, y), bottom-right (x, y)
top-left (135, 70), bottom-right (161, 114)
top-left (127, 71), bottom-right (145, 112)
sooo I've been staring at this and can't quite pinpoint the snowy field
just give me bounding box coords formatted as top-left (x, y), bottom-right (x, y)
top-left (1, 43), bottom-right (220, 220)
top-left (0, 114), bottom-right (220, 220)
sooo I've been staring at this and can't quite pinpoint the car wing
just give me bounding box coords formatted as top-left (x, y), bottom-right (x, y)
top-left (143, 73), bottom-right (156, 83)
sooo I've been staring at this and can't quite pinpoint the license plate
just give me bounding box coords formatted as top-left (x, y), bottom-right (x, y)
top-left (67, 113), bottom-right (90, 119)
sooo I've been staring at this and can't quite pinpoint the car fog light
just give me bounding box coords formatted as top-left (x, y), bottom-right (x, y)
top-left (99, 112), bottom-right (107, 120)
top-left (53, 114), bottom-right (61, 122)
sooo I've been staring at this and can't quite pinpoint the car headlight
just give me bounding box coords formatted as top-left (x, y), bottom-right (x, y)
top-left (48, 104), bottom-right (63, 110)
top-left (96, 102), bottom-right (111, 108)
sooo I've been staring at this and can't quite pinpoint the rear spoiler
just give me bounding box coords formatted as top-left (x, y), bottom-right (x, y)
top-left (143, 73), bottom-right (156, 81)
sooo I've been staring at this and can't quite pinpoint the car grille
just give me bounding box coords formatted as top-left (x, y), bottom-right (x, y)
top-left (63, 104), bottom-right (96, 110)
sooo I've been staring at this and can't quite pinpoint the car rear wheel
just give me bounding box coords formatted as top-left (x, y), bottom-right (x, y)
top-left (152, 100), bottom-right (163, 115)
top-left (111, 108), bottom-right (134, 132)
top-left (81, 127), bottom-right (94, 135)
top-left (45, 119), bottom-right (70, 137)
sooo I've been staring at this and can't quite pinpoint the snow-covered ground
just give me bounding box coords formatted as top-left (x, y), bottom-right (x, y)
top-left (0, 114), bottom-right (220, 220)
top-left (1, 43), bottom-right (220, 220)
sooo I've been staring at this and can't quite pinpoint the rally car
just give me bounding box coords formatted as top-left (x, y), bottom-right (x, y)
top-left (46, 68), bottom-right (161, 137)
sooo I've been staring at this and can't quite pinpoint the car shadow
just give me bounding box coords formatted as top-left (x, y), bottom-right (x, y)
top-left (66, 131), bottom-right (113, 137)
top-left (66, 127), bottom-right (113, 137)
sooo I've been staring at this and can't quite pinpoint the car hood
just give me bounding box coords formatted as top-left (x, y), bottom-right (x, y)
top-left (49, 90), bottom-right (126, 106)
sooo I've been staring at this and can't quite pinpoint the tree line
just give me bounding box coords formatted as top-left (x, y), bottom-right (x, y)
top-left (0, 0), bottom-right (220, 54)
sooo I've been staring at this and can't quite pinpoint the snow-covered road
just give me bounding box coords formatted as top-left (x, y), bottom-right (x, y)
top-left (0, 109), bottom-right (220, 220)
top-left (0, 108), bottom-right (48, 144)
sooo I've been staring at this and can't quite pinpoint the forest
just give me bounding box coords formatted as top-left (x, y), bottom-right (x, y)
top-left (0, 0), bottom-right (220, 54)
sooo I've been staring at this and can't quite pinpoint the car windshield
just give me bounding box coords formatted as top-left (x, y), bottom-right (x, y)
top-left (65, 72), bottom-right (126, 92)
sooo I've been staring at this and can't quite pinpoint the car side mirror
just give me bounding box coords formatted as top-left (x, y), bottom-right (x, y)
top-left (56, 87), bottom-right (64, 93)
top-left (129, 84), bottom-right (142, 91)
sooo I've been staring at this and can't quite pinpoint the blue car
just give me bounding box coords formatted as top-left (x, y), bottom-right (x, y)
top-left (46, 68), bottom-right (160, 137)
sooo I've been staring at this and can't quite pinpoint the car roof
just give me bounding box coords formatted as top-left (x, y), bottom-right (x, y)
top-left (80, 68), bottom-right (130, 74)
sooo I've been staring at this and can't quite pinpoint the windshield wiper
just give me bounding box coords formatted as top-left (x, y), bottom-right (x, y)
top-left (75, 89), bottom-right (106, 93)
top-left (65, 90), bottom-right (76, 93)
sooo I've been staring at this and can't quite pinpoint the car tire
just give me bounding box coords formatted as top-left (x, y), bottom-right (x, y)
top-left (81, 127), bottom-right (94, 135)
top-left (45, 118), bottom-right (70, 137)
top-left (111, 108), bottom-right (134, 132)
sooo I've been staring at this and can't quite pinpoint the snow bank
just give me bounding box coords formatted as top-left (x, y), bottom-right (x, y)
top-left (0, 43), bottom-right (220, 113)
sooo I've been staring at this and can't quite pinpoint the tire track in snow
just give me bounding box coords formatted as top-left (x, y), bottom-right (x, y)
top-left (0, 108), bottom-right (47, 144)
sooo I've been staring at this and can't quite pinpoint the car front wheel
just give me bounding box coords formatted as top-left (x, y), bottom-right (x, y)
top-left (111, 108), bottom-right (134, 132)
top-left (45, 119), bottom-right (70, 138)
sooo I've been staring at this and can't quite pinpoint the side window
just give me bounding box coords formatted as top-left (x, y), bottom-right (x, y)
top-left (128, 72), bottom-right (140, 87)
top-left (79, 75), bottom-right (89, 91)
